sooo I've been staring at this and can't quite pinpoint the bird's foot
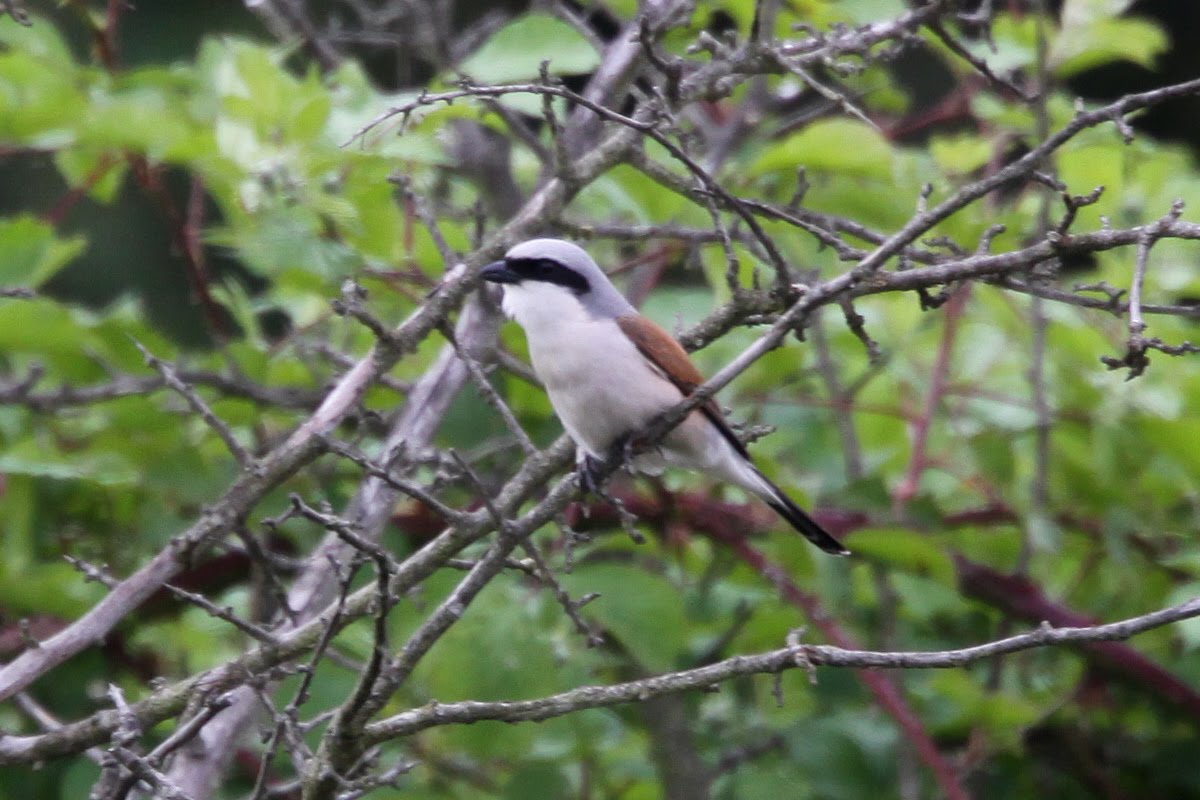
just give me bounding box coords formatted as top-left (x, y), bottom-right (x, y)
top-left (578, 454), bottom-right (607, 497)
top-left (607, 432), bottom-right (642, 472)
top-left (578, 434), bottom-right (644, 497)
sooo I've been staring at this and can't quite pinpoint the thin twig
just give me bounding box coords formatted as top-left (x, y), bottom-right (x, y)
top-left (133, 340), bottom-right (253, 467)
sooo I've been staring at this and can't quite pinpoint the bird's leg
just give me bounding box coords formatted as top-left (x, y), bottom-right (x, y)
top-left (578, 431), bottom-right (649, 497)
top-left (577, 453), bottom-right (607, 497)
top-left (609, 431), bottom-right (642, 472)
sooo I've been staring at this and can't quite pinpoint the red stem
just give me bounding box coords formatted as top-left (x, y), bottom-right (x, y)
top-left (712, 530), bottom-right (971, 799)
top-left (129, 159), bottom-right (231, 339)
top-left (955, 556), bottom-right (1200, 719)
top-left (894, 284), bottom-right (971, 507)
top-left (83, 0), bottom-right (230, 340)
top-left (567, 486), bottom-right (1200, 778)
top-left (564, 493), bottom-right (968, 795)
top-left (43, 155), bottom-right (117, 226)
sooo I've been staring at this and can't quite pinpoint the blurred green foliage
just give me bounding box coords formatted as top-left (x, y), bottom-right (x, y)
top-left (0, 0), bottom-right (1199, 798)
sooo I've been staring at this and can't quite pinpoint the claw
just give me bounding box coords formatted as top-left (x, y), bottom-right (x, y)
top-left (607, 432), bottom-right (640, 472)
top-left (621, 436), bottom-right (638, 470)
top-left (578, 454), bottom-right (606, 496)
top-left (579, 433), bottom-right (647, 497)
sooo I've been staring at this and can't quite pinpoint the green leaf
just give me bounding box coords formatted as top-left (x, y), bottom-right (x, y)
top-left (291, 92), bottom-right (331, 140)
top-left (0, 49), bottom-right (86, 147)
top-left (930, 132), bottom-right (993, 176)
top-left (1138, 416), bottom-right (1200, 478)
top-left (1052, 16), bottom-right (1168, 77)
top-left (0, 299), bottom-right (88, 358)
top-left (232, 206), bottom-right (360, 280)
top-left (889, 572), bottom-right (965, 621)
top-left (969, 430), bottom-right (1016, 488)
top-left (562, 562), bottom-right (688, 671)
top-left (0, 437), bottom-right (139, 485)
top-left (849, 528), bottom-right (955, 585)
top-left (1060, 0), bottom-right (1137, 28)
top-left (0, 562), bottom-right (107, 618)
top-left (961, 13), bottom-right (1039, 75)
top-left (503, 763), bottom-right (570, 800)
top-left (0, 12), bottom-right (76, 63)
top-left (54, 148), bottom-right (127, 204)
top-left (783, 713), bottom-right (894, 798)
top-left (417, 578), bottom-right (568, 705)
top-left (0, 216), bottom-right (86, 287)
top-left (0, 476), bottom-right (35, 572)
top-left (458, 14), bottom-right (601, 82)
top-left (750, 119), bottom-right (893, 178)
top-left (1166, 584), bottom-right (1200, 650)
top-left (233, 45), bottom-right (291, 126)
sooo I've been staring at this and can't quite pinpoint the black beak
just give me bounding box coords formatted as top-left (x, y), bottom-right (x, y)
top-left (480, 261), bottom-right (519, 284)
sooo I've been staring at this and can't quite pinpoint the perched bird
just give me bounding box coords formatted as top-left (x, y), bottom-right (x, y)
top-left (481, 238), bottom-right (849, 555)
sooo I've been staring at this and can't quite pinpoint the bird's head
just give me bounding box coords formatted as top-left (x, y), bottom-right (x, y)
top-left (481, 238), bottom-right (633, 329)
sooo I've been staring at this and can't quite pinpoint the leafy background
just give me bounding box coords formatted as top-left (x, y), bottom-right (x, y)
top-left (1, 0), bottom-right (1199, 798)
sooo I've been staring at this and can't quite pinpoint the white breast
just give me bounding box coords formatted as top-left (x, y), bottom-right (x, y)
top-left (499, 283), bottom-right (682, 457)
top-left (498, 283), bottom-right (753, 489)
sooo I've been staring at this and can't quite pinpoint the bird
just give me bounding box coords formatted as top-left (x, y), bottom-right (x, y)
top-left (481, 238), bottom-right (849, 556)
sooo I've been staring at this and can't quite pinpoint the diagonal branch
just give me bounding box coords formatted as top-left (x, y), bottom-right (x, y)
top-left (5, 209), bottom-right (1197, 764)
top-left (850, 76), bottom-right (1200, 275)
top-left (0, 120), bottom-right (642, 706)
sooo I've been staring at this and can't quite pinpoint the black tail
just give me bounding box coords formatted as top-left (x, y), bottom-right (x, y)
top-left (758, 473), bottom-right (850, 556)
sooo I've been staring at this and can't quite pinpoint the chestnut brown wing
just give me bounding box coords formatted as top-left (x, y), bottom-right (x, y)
top-left (616, 315), bottom-right (749, 459)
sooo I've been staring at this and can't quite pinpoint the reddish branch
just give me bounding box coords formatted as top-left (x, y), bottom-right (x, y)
top-left (95, 0), bottom-right (124, 71)
top-left (571, 491), bottom-right (969, 799)
top-left (83, 0), bottom-right (232, 340)
top-left (944, 503), bottom-right (1186, 579)
top-left (706, 529), bottom-right (971, 800)
top-left (128, 158), bottom-right (232, 339)
top-left (41, 152), bottom-right (231, 339)
top-left (43, 154), bottom-right (118, 227)
top-left (954, 557), bottom-right (1200, 721)
top-left (574, 487), bottom-right (1200, 750)
top-left (894, 284), bottom-right (971, 507)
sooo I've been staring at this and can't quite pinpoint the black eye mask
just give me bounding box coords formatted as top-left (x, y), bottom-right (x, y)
top-left (506, 258), bottom-right (591, 294)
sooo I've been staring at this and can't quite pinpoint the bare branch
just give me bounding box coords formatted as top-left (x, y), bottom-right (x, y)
top-left (0, 113), bottom-right (642, 706)
top-left (1100, 200), bottom-right (1196, 378)
top-left (363, 594), bottom-right (1200, 742)
top-left (852, 76), bottom-right (1200, 275)
top-left (133, 340), bottom-right (253, 466)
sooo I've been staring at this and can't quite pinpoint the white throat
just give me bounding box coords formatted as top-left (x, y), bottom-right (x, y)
top-left (500, 282), bottom-right (595, 338)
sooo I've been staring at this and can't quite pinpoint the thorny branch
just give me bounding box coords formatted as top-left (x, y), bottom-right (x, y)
top-left (1100, 200), bottom-right (1199, 377)
top-left (3, 3), bottom-right (1200, 798)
